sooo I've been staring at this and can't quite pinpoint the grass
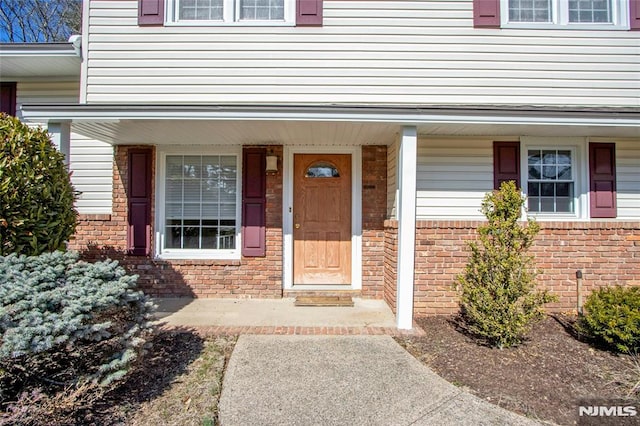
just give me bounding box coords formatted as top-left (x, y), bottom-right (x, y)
top-left (127, 335), bottom-right (236, 426)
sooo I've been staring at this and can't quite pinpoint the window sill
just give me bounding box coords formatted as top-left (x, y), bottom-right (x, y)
top-left (164, 20), bottom-right (295, 27)
top-left (157, 250), bottom-right (241, 261)
top-left (501, 23), bottom-right (628, 31)
top-left (527, 214), bottom-right (583, 221)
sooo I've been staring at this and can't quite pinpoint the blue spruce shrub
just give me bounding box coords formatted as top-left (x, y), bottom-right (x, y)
top-left (0, 251), bottom-right (155, 402)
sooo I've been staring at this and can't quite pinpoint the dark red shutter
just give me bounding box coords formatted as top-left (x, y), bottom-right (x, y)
top-left (473, 0), bottom-right (500, 28)
top-left (631, 0), bottom-right (640, 30)
top-left (589, 143), bottom-right (617, 218)
top-left (296, 0), bottom-right (323, 26)
top-left (242, 148), bottom-right (266, 257)
top-left (138, 0), bottom-right (164, 26)
top-left (0, 82), bottom-right (17, 116)
top-left (493, 141), bottom-right (520, 190)
top-left (128, 149), bottom-right (152, 255)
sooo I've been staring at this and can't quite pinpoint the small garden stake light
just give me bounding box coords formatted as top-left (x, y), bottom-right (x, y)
top-left (576, 269), bottom-right (583, 315)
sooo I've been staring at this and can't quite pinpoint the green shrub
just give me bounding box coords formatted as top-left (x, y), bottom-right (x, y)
top-left (0, 114), bottom-right (77, 256)
top-left (456, 181), bottom-right (557, 348)
top-left (579, 286), bottom-right (640, 353)
top-left (0, 251), bottom-right (155, 404)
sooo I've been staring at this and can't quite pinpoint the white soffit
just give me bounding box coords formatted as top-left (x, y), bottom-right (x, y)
top-left (71, 120), bottom-right (399, 146)
top-left (0, 43), bottom-right (80, 80)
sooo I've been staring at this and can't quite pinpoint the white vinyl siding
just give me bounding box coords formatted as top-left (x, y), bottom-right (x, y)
top-left (615, 140), bottom-right (640, 220)
top-left (15, 81), bottom-right (78, 124)
top-left (15, 81), bottom-right (113, 215)
top-left (85, 0), bottom-right (640, 106)
top-left (416, 137), bottom-right (640, 221)
top-left (416, 138), bottom-right (494, 220)
top-left (68, 132), bottom-right (113, 214)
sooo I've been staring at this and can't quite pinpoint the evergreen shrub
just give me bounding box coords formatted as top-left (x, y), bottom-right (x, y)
top-left (0, 114), bottom-right (77, 256)
top-left (0, 251), bottom-right (155, 404)
top-left (456, 181), bottom-right (557, 348)
top-left (579, 286), bottom-right (640, 353)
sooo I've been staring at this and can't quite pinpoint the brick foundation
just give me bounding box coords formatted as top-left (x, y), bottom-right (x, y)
top-left (383, 220), bottom-right (640, 317)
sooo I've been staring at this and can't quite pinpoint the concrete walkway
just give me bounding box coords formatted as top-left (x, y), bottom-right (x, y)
top-left (156, 298), bottom-right (545, 425)
top-left (219, 335), bottom-right (545, 426)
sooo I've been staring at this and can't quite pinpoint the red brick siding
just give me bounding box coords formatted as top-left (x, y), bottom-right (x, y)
top-left (70, 145), bottom-right (283, 298)
top-left (361, 146), bottom-right (387, 299)
top-left (383, 222), bottom-right (398, 313)
top-left (383, 220), bottom-right (640, 316)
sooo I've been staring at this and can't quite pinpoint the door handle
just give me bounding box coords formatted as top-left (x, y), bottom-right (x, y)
top-left (295, 224), bottom-right (301, 229)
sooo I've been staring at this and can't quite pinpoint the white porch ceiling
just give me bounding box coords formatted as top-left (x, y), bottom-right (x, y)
top-left (70, 119), bottom-right (640, 146)
top-left (71, 120), bottom-right (401, 146)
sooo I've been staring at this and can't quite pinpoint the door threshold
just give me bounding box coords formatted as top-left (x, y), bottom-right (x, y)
top-left (284, 287), bottom-right (361, 298)
top-left (288, 285), bottom-right (354, 291)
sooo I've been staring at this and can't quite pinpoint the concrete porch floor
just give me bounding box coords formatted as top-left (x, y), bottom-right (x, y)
top-left (153, 297), bottom-right (397, 329)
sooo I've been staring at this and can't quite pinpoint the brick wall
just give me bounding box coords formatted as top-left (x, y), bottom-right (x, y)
top-left (70, 145), bottom-right (283, 298)
top-left (383, 222), bottom-right (397, 313)
top-left (361, 146), bottom-right (387, 299)
top-left (383, 220), bottom-right (640, 316)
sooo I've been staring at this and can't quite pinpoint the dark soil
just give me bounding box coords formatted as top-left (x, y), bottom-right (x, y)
top-left (0, 330), bottom-right (209, 426)
top-left (397, 315), bottom-right (639, 426)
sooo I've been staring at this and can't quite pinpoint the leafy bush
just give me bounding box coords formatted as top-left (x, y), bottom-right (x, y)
top-left (456, 181), bottom-right (557, 348)
top-left (0, 114), bottom-right (77, 256)
top-left (579, 286), bottom-right (640, 353)
top-left (0, 251), bottom-right (155, 405)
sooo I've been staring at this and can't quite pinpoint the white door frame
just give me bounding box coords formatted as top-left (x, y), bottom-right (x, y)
top-left (283, 146), bottom-right (363, 290)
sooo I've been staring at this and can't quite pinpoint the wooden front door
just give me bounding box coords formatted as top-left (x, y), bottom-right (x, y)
top-left (293, 154), bottom-right (352, 285)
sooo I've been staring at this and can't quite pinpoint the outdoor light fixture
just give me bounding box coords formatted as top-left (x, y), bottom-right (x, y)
top-left (266, 154), bottom-right (278, 173)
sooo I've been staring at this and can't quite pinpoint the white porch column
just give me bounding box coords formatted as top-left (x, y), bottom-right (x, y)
top-left (396, 126), bottom-right (417, 330)
top-left (48, 121), bottom-right (71, 165)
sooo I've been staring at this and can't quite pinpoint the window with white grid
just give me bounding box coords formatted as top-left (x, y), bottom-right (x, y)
top-left (179, 0), bottom-right (224, 20)
top-left (164, 155), bottom-right (238, 251)
top-left (568, 0), bottom-right (611, 23)
top-left (509, 0), bottom-right (551, 23)
top-left (172, 0), bottom-right (291, 23)
top-left (526, 149), bottom-right (575, 214)
top-left (502, 0), bottom-right (626, 28)
top-left (240, 0), bottom-right (284, 20)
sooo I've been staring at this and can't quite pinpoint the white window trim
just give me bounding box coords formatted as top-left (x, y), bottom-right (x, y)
top-left (500, 0), bottom-right (630, 30)
top-left (155, 146), bottom-right (242, 260)
top-left (166, 0), bottom-right (295, 26)
top-left (521, 137), bottom-right (589, 221)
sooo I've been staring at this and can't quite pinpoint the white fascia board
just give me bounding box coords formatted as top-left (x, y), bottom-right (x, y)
top-left (20, 104), bottom-right (640, 128)
top-left (0, 43), bottom-right (79, 57)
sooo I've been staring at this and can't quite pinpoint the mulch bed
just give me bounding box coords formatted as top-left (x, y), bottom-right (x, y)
top-left (396, 315), bottom-right (639, 426)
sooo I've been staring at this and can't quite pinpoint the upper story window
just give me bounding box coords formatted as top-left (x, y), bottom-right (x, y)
top-left (502, 0), bottom-right (628, 29)
top-left (169, 0), bottom-right (293, 25)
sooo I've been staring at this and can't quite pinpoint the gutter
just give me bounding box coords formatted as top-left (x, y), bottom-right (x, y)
top-left (0, 41), bottom-right (79, 56)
